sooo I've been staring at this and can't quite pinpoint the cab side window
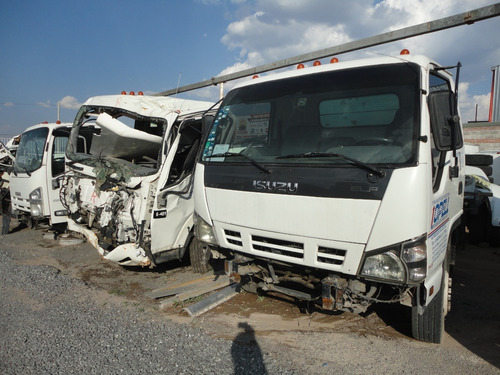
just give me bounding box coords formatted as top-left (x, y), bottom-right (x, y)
top-left (51, 136), bottom-right (68, 177)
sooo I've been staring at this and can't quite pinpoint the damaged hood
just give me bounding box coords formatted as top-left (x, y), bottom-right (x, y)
top-left (91, 112), bottom-right (162, 160)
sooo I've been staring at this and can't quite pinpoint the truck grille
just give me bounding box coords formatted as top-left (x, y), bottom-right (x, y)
top-left (221, 227), bottom-right (350, 270)
top-left (12, 196), bottom-right (30, 211)
top-left (224, 230), bottom-right (242, 247)
top-left (317, 246), bottom-right (346, 265)
top-left (251, 235), bottom-right (304, 259)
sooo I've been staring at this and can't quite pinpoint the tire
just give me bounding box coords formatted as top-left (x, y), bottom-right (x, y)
top-left (189, 237), bottom-right (212, 274)
top-left (465, 154), bottom-right (493, 166)
top-left (411, 265), bottom-right (449, 343)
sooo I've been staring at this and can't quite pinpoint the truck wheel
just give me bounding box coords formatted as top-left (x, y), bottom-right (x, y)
top-left (189, 237), bottom-right (212, 274)
top-left (411, 263), bottom-right (449, 343)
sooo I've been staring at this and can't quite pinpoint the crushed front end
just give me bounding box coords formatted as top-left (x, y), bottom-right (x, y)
top-left (63, 94), bottom-right (214, 266)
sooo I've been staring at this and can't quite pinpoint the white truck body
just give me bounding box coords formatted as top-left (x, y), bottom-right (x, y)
top-left (471, 150), bottom-right (500, 184)
top-left (10, 122), bottom-right (73, 226)
top-left (463, 162), bottom-right (500, 245)
top-left (194, 53), bottom-right (465, 343)
top-left (62, 94), bottom-right (215, 267)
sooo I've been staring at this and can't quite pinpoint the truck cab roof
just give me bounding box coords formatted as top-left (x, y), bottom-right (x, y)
top-left (233, 54), bottom-right (447, 90)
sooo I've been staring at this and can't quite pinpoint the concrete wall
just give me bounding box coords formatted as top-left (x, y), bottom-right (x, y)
top-left (463, 122), bottom-right (500, 151)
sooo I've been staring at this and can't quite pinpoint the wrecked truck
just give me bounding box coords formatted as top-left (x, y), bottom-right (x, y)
top-left (0, 139), bottom-right (16, 171)
top-left (61, 93), bottom-right (215, 271)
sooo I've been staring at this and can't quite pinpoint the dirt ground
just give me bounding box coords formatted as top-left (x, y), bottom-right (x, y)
top-left (5, 221), bottom-right (500, 370)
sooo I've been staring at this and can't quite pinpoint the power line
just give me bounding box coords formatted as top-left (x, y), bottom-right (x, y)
top-left (155, 4), bottom-right (500, 97)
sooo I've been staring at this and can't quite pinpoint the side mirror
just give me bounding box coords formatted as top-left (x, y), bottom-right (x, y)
top-left (428, 90), bottom-right (462, 151)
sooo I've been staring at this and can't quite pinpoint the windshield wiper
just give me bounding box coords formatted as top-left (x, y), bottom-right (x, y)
top-left (208, 152), bottom-right (271, 174)
top-left (276, 152), bottom-right (385, 177)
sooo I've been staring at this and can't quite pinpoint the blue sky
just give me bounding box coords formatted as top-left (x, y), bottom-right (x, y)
top-left (1, 0), bottom-right (499, 139)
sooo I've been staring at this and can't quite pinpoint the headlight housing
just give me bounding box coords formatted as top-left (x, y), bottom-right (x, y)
top-left (29, 187), bottom-right (44, 218)
top-left (360, 250), bottom-right (405, 282)
top-left (360, 235), bottom-right (427, 284)
top-left (194, 212), bottom-right (218, 245)
top-left (402, 236), bottom-right (427, 283)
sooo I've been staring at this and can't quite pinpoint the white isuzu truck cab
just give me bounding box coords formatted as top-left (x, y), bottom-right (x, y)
top-left (194, 52), bottom-right (465, 343)
top-left (62, 94), bottom-right (215, 270)
top-left (10, 122), bottom-right (73, 228)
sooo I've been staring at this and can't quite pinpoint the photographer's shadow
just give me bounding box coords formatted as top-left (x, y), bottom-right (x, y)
top-left (231, 322), bottom-right (268, 375)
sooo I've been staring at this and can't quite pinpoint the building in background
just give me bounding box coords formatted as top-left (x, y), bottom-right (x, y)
top-left (464, 65), bottom-right (500, 150)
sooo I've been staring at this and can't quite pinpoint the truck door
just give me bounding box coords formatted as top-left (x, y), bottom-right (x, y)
top-left (150, 120), bottom-right (202, 254)
top-left (47, 130), bottom-right (69, 225)
top-left (427, 71), bottom-right (464, 269)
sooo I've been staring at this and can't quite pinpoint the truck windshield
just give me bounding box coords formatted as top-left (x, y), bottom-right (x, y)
top-left (13, 127), bottom-right (49, 173)
top-left (202, 63), bottom-right (420, 167)
top-left (66, 105), bottom-right (167, 176)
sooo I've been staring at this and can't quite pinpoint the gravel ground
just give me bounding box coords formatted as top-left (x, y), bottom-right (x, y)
top-left (0, 226), bottom-right (499, 375)
top-left (0, 247), bottom-right (293, 375)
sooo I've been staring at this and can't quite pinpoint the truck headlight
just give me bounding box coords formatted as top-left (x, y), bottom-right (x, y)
top-left (402, 236), bottom-right (427, 282)
top-left (360, 250), bottom-right (405, 282)
top-left (194, 212), bottom-right (218, 245)
top-left (360, 235), bottom-right (427, 284)
top-left (29, 187), bottom-right (43, 218)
